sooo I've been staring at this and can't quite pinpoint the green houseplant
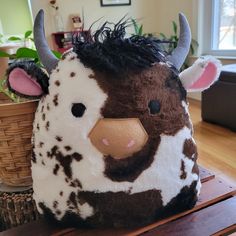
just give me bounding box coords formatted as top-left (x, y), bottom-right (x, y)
top-left (158, 20), bottom-right (198, 70)
top-left (0, 30), bottom-right (61, 101)
top-left (131, 19), bottom-right (198, 70)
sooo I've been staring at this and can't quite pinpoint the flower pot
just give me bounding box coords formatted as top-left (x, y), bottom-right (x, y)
top-left (0, 97), bottom-right (38, 186)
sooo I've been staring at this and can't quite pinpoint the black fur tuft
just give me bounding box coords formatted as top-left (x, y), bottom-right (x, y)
top-left (73, 19), bottom-right (171, 75)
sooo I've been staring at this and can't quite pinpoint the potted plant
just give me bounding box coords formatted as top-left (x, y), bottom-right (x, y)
top-left (131, 19), bottom-right (198, 71)
top-left (0, 32), bottom-right (61, 187)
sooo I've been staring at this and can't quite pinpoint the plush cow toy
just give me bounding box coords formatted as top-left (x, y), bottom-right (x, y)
top-left (6, 10), bottom-right (221, 228)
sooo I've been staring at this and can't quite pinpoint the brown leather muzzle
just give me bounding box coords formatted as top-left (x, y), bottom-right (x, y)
top-left (88, 118), bottom-right (148, 159)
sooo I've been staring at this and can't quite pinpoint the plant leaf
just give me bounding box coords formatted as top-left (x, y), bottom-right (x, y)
top-left (138, 25), bottom-right (143, 36)
top-left (172, 21), bottom-right (177, 35)
top-left (159, 33), bottom-right (167, 39)
top-left (8, 36), bottom-right (22, 41)
top-left (52, 50), bottom-right (62, 59)
top-left (16, 47), bottom-right (38, 59)
top-left (169, 35), bottom-right (177, 42)
top-left (191, 39), bottom-right (199, 47)
top-left (0, 50), bottom-right (11, 57)
top-left (190, 44), bottom-right (194, 55)
top-left (131, 19), bottom-right (138, 34)
top-left (24, 30), bottom-right (32, 39)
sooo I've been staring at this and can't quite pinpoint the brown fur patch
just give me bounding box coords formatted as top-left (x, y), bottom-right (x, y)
top-left (67, 192), bottom-right (78, 208)
top-left (38, 181), bottom-right (198, 228)
top-left (53, 94), bottom-right (59, 106)
top-left (64, 146), bottom-right (72, 151)
top-left (93, 64), bottom-right (190, 182)
top-left (47, 103), bottom-right (50, 111)
top-left (56, 136), bottom-right (62, 142)
top-left (88, 74), bottom-right (95, 79)
top-left (39, 142), bottom-right (44, 148)
top-left (77, 181), bottom-right (197, 227)
top-left (41, 105), bottom-right (44, 113)
top-left (70, 179), bottom-right (82, 188)
top-left (183, 138), bottom-right (197, 160)
top-left (59, 191), bottom-right (63, 196)
top-left (53, 201), bottom-right (58, 209)
top-left (70, 72), bottom-right (76, 77)
top-left (180, 160), bottom-right (187, 179)
top-left (69, 56), bottom-right (76, 61)
top-left (76, 189), bottom-right (160, 227)
top-left (47, 146), bottom-right (59, 158)
top-left (192, 161), bottom-right (199, 176)
top-left (55, 80), bottom-right (60, 86)
top-left (53, 164), bottom-right (60, 175)
top-left (104, 137), bottom-right (160, 182)
top-left (46, 121), bottom-right (50, 131)
top-left (46, 146), bottom-right (82, 179)
top-left (32, 150), bottom-right (36, 163)
top-left (42, 113), bottom-right (46, 121)
top-left (56, 210), bottom-right (61, 215)
top-left (41, 160), bottom-right (45, 165)
top-left (37, 123), bottom-right (40, 130)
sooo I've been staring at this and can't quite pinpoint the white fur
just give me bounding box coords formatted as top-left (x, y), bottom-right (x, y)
top-left (181, 100), bottom-right (193, 133)
top-left (33, 52), bottom-right (107, 219)
top-left (179, 55), bottom-right (222, 92)
top-left (72, 126), bottom-right (198, 205)
top-left (32, 53), bottom-right (200, 220)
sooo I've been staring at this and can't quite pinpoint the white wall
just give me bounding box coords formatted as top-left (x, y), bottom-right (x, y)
top-left (30, 0), bottom-right (196, 47)
top-left (30, 0), bottom-right (164, 47)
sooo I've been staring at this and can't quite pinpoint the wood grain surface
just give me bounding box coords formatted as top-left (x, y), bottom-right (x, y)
top-left (188, 99), bottom-right (236, 185)
top-left (142, 197), bottom-right (236, 236)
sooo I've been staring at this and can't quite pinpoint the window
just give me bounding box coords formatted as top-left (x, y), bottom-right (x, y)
top-left (201, 0), bottom-right (236, 57)
top-left (213, 0), bottom-right (236, 50)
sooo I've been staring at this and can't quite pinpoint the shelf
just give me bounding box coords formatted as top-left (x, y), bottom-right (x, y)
top-left (51, 30), bottom-right (89, 54)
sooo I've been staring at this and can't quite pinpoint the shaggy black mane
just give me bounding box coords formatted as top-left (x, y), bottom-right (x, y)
top-left (73, 19), bottom-right (171, 75)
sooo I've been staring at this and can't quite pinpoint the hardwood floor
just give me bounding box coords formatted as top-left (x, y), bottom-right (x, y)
top-left (188, 98), bottom-right (236, 185)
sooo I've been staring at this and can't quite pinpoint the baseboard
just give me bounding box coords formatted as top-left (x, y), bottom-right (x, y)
top-left (187, 92), bottom-right (201, 101)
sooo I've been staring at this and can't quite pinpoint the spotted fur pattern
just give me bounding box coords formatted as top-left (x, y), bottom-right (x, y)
top-left (32, 52), bottom-right (200, 227)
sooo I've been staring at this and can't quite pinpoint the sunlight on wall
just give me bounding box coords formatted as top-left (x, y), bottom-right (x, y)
top-left (0, 0), bottom-right (32, 35)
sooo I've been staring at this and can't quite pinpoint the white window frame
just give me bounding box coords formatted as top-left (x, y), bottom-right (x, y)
top-left (199, 0), bottom-right (236, 57)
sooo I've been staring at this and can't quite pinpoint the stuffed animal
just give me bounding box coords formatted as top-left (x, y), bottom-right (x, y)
top-left (6, 10), bottom-right (221, 228)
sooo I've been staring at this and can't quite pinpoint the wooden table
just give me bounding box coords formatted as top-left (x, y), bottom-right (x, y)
top-left (0, 166), bottom-right (236, 236)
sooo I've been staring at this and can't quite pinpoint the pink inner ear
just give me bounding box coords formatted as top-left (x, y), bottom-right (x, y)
top-left (9, 68), bottom-right (43, 96)
top-left (189, 62), bottom-right (217, 90)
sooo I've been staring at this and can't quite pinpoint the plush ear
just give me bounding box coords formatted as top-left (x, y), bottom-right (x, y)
top-left (6, 61), bottom-right (49, 98)
top-left (179, 56), bottom-right (222, 92)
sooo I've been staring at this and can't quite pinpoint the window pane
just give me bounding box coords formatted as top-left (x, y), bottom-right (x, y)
top-left (213, 0), bottom-right (236, 50)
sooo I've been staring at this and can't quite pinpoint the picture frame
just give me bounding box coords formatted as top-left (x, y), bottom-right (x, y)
top-left (71, 15), bottom-right (82, 30)
top-left (100, 0), bottom-right (131, 7)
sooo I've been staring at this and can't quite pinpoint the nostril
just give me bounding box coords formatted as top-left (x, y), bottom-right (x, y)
top-left (89, 118), bottom-right (148, 159)
top-left (127, 139), bottom-right (135, 148)
top-left (102, 138), bottom-right (109, 146)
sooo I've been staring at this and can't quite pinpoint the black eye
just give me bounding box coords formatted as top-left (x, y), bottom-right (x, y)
top-left (71, 103), bottom-right (86, 117)
top-left (148, 100), bottom-right (161, 114)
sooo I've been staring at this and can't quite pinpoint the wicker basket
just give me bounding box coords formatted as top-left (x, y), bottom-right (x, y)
top-left (0, 187), bottom-right (40, 231)
top-left (0, 94), bottom-right (38, 186)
